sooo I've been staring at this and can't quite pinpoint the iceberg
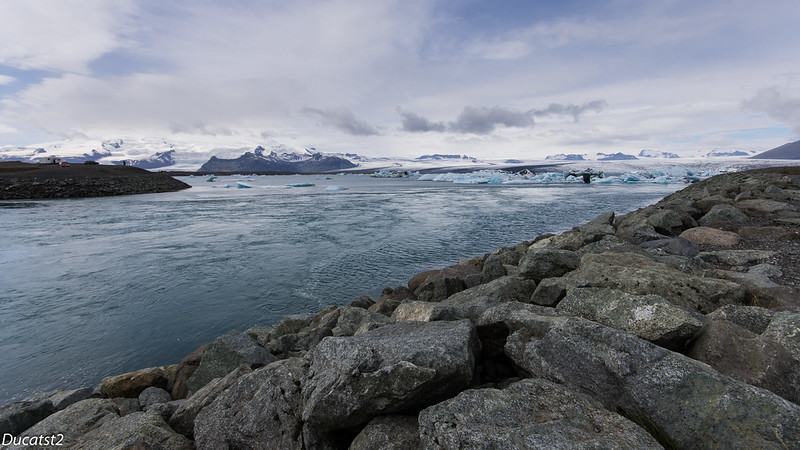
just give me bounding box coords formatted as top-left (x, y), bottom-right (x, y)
top-left (236, 182), bottom-right (253, 188)
top-left (324, 185), bottom-right (349, 192)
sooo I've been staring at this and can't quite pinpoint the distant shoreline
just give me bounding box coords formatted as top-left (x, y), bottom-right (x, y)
top-left (0, 161), bottom-right (191, 200)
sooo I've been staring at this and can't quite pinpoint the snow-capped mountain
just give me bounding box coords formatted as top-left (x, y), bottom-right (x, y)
top-left (199, 147), bottom-right (358, 173)
top-left (545, 153), bottom-right (585, 161)
top-left (597, 152), bottom-right (638, 161)
top-left (638, 150), bottom-right (680, 158)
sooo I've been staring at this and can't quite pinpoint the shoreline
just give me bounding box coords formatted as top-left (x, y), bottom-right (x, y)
top-left (0, 162), bottom-right (190, 200)
top-left (2, 167), bottom-right (799, 448)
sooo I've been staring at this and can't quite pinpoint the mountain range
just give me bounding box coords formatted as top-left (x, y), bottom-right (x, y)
top-left (199, 147), bottom-right (357, 173)
top-left (751, 140), bottom-right (800, 159)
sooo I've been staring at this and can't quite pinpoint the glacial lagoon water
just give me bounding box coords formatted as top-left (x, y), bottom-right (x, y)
top-left (0, 174), bottom-right (684, 403)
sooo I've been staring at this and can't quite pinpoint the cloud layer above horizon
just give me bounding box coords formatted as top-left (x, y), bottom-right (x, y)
top-left (1, 0), bottom-right (799, 158)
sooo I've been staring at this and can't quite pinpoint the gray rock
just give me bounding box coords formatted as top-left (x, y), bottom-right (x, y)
top-left (392, 300), bottom-right (464, 322)
top-left (271, 313), bottom-right (314, 337)
top-left (302, 320), bottom-right (480, 430)
top-left (679, 226), bottom-right (741, 247)
top-left (418, 378), bottom-right (662, 449)
top-left (245, 326), bottom-right (273, 347)
top-left (639, 237), bottom-right (699, 257)
top-left (716, 263), bottom-right (783, 289)
top-left (578, 210), bottom-right (616, 242)
top-left (8, 399), bottom-right (118, 447)
top-left (45, 387), bottom-right (93, 412)
top-left (351, 295), bottom-right (376, 309)
top-left (505, 316), bottom-right (800, 449)
top-left (565, 252), bottom-right (745, 314)
top-left (187, 329), bottom-right (277, 393)
top-left (0, 398), bottom-right (55, 436)
top-left (170, 344), bottom-right (207, 399)
top-left (112, 397), bottom-right (141, 417)
top-left (368, 297), bottom-right (403, 316)
top-left (578, 234), bottom-right (645, 255)
top-left (529, 277), bottom-right (590, 307)
top-left (708, 305), bottom-right (776, 334)
top-left (647, 209), bottom-right (685, 235)
top-left (699, 204), bottom-right (749, 227)
top-left (193, 358), bottom-right (333, 449)
top-left (414, 262), bottom-right (483, 302)
top-left (557, 287), bottom-right (702, 350)
top-left (168, 364), bottom-right (251, 438)
top-left (763, 312), bottom-right (800, 362)
top-left (517, 247), bottom-right (580, 282)
top-left (137, 386), bottom-right (172, 411)
top-left (331, 306), bottom-right (392, 336)
top-left (349, 415), bottom-right (420, 450)
top-left (698, 250), bottom-right (777, 267)
top-left (736, 199), bottom-right (794, 216)
top-left (529, 230), bottom-right (585, 251)
top-left (445, 275), bottom-right (537, 304)
top-left (74, 411), bottom-right (193, 450)
top-left (688, 318), bottom-right (800, 404)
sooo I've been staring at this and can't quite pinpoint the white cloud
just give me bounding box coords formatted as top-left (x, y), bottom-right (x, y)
top-left (0, 0), bottom-right (137, 73)
top-left (0, 75), bottom-right (16, 85)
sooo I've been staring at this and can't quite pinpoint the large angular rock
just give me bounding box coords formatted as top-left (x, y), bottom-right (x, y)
top-left (698, 250), bottom-right (777, 267)
top-left (392, 300), bottom-right (464, 322)
top-left (138, 386), bottom-right (172, 410)
top-left (639, 237), bottom-right (699, 257)
top-left (302, 320), bottom-right (480, 430)
top-left (418, 378), bottom-right (662, 449)
top-left (699, 204), bottom-right (749, 227)
top-left (578, 210), bottom-right (616, 242)
top-left (170, 344), bottom-right (207, 399)
top-left (444, 275), bottom-right (537, 304)
top-left (556, 287), bottom-right (702, 350)
top-left (413, 262), bottom-right (483, 302)
top-left (98, 365), bottom-right (171, 398)
top-left (565, 252), bottom-right (745, 313)
top-left (708, 304), bottom-right (775, 334)
top-left (736, 199), bottom-right (794, 216)
top-left (8, 398), bottom-right (191, 449)
top-left (330, 306), bottom-right (392, 336)
top-left (193, 358), bottom-right (334, 449)
top-left (679, 226), bottom-right (741, 247)
top-left (349, 415), bottom-right (420, 450)
top-left (505, 316), bottom-right (800, 449)
top-left (168, 364), bottom-right (251, 438)
top-left (0, 398), bottom-right (55, 436)
top-left (688, 318), bottom-right (800, 404)
top-left (647, 209), bottom-right (685, 235)
top-left (517, 247), bottom-right (580, 282)
top-left (762, 312), bottom-right (800, 362)
top-left (187, 329), bottom-right (277, 393)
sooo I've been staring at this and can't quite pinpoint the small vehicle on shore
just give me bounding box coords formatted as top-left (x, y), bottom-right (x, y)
top-left (59, 161), bottom-right (70, 167)
top-left (83, 160), bottom-right (99, 165)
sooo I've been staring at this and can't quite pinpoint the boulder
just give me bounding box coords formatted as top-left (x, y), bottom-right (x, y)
top-left (715, 264), bottom-right (783, 289)
top-left (349, 415), bottom-right (420, 450)
top-left (578, 210), bottom-right (616, 242)
top-left (639, 237), bottom-right (699, 257)
top-left (350, 295), bottom-right (376, 309)
top-left (762, 312), bottom-right (800, 361)
top-left (679, 226), bottom-right (741, 247)
top-left (565, 252), bottom-right (745, 313)
top-left (708, 304), bottom-right (775, 334)
top-left (517, 247), bottom-right (580, 282)
top-left (736, 199), bottom-right (794, 216)
top-left (688, 318), bottom-right (800, 404)
top-left (138, 386), bottom-right (172, 410)
top-left (414, 262), bottom-right (483, 302)
top-left (505, 316), bottom-right (800, 449)
top-left (267, 326), bottom-right (332, 358)
top-left (418, 378), bottom-right (662, 449)
top-left (168, 364), bottom-right (251, 438)
top-left (699, 204), bottom-right (749, 227)
top-left (368, 297), bottom-right (402, 316)
top-left (739, 226), bottom-right (797, 240)
top-left (578, 234), bottom-right (645, 255)
top-left (647, 209), bottom-right (685, 235)
top-left (529, 277), bottom-right (589, 307)
top-left (98, 365), bottom-right (171, 398)
top-left (245, 326), bottom-right (273, 346)
top-left (302, 320), bottom-right (480, 430)
top-left (392, 300), bottom-right (464, 322)
top-left (444, 275), bottom-right (537, 304)
top-left (187, 330), bottom-right (277, 394)
top-left (271, 313), bottom-right (314, 337)
top-left (698, 250), bottom-right (777, 267)
top-left (170, 344), bottom-right (207, 399)
top-left (0, 398), bottom-right (55, 436)
top-left (193, 358), bottom-right (334, 449)
top-left (556, 287), bottom-right (702, 350)
top-left (7, 398), bottom-right (191, 449)
top-left (331, 306), bottom-right (392, 336)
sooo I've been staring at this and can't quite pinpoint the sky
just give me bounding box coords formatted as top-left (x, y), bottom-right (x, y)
top-left (1, 0), bottom-right (799, 159)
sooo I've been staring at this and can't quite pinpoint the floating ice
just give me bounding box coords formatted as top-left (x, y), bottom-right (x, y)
top-left (237, 182), bottom-right (253, 188)
top-left (416, 166), bottom-right (722, 185)
top-left (324, 185), bottom-right (349, 192)
top-left (287, 183), bottom-right (315, 187)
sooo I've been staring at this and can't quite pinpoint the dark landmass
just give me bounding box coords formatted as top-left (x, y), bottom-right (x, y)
top-left (0, 161), bottom-right (190, 199)
top-left (752, 139), bottom-right (800, 160)
top-left (3, 167), bottom-right (800, 449)
top-left (199, 150), bottom-right (357, 173)
top-left (597, 152), bottom-right (638, 160)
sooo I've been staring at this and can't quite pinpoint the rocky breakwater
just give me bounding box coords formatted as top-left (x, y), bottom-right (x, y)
top-left (0, 162), bottom-right (189, 199)
top-left (3, 167), bottom-right (800, 449)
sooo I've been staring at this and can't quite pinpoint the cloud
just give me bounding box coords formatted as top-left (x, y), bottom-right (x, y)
top-left (448, 106), bottom-right (534, 134)
top-left (742, 81), bottom-right (800, 135)
top-left (531, 100), bottom-right (608, 121)
top-left (0, 75), bottom-right (16, 85)
top-left (170, 121), bottom-right (232, 136)
top-left (0, 0), bottom-right (137, 73)
top-left (302, 107), bottom-right (380, 136)
top-left (396, 106), bottom-right (446, 132)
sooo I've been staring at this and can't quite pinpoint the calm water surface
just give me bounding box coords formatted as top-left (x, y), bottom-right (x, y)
top-left (0, 174), bottom-right (682, 403)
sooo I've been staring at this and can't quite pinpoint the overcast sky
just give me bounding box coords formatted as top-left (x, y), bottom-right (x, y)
top-left (1, 0), bottom-right (799, 158)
